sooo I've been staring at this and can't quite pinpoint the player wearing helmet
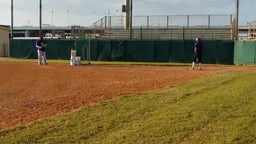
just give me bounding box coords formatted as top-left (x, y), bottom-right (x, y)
top-left (191, 37), bottom-right (202, 70)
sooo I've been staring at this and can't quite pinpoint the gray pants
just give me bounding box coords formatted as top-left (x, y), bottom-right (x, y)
top-left (37, 50), bottom-right (47, 64)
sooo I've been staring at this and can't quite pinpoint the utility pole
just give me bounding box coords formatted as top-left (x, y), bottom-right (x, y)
top-left (128, 0), bottom-right (133, 40)
top-left (51, 10), bottom-right (54, 25)
top-left (235, 0), bottom-right (239, 40)
top-left (11, 0), bottom-right (13, 39)
top-left (67, 10), bottom-right (70, 26)
top-left (39, 0), bottom-right (42, 37)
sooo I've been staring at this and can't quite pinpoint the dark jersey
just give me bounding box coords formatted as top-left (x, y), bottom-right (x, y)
top-left (194, 42), bottom-right (202, 56)
top-left (36, 39), bottom-right (46, 52)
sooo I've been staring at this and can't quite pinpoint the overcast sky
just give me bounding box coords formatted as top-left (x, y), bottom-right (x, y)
top-left (0, 0), bottom-right (255, 27)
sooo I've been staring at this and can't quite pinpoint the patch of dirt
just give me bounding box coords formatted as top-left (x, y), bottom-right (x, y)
top-left (0, 62), bottom-right (254, 129)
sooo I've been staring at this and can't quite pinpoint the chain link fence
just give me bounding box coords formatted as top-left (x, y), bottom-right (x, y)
top-left (93, 14), bottom-right (234, 29)
top-left (248, 21), bottom-right (256, 40)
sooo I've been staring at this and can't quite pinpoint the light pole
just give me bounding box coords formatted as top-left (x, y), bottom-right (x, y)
top-left (51, 10), bottom-right (54, 25)
top-left (128, 0), bottom-right (133, 40)
top-left (67, 9), bottom-right (70, 26)
top-left (11, 0), bottom-right (13, 39)
top-left (235, 0), bottom-right (239, 40)
top-left (39, 0), bottom-right (42, 37)
top-left (108, 9), bottom-right (111, 29)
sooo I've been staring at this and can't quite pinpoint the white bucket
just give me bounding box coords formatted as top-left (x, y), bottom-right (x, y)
top-left (75, 56), bottom-right (81, 65)
top-left (70, 50), bottom-right (77, 66)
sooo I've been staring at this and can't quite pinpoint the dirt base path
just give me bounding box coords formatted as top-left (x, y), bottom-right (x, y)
top-left (0, 62), bottom-right (251, 129)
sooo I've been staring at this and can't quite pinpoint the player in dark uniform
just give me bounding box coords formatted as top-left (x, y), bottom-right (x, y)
top-left (192, 37), bottom-right (202, 70)
top-left (36, 36), bottom-right (48, 65)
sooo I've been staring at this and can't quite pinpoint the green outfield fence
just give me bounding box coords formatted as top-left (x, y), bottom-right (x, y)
top-left (10, 39), bottom-right (234, 64)
top-left (234, 41), bottom-right (256, 65)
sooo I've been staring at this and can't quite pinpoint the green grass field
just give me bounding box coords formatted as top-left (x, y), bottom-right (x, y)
top-left (0, 67), bottom-right (255, 143)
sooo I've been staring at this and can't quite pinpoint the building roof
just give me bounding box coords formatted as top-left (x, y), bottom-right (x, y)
top-left (0, 25), bottom-right (10, 31)
top-left (13, 24), bottom-right (90, 31)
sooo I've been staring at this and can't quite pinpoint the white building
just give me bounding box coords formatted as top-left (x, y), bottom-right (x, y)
top-left (0, 25), bottom-right (9, 57)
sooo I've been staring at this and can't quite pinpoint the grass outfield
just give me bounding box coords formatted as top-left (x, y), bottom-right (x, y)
top-left (0, 70), bottom-right (255, 143)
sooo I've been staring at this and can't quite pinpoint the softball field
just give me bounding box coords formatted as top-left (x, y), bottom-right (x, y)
top-left (0, 61), bottom-right (253, 130)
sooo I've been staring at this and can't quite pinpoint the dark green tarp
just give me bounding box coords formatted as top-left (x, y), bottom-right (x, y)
top-left (10, 39), bottom-right (235, 64)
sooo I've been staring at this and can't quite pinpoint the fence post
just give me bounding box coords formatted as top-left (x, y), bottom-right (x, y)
top-left (230, 15), bottom-right (233, 26)
top-left (208, 15), bottom-right (211, 28)
top-left (140, 26), bottom-right (143, 40)
top-left (183, 26), bottom-right (185, 40)
top-left (109, 16), bottom-right (111, 30)
top-left (101, 18), bottom-right (103, 29)
top-left (187, 15), bottom-right (190, 28)
top-left (167, 16), bottom-right (169, 29)
top-left (147, 16), bottom-right (149, 29)
top-left (105, 16), bottom-right (107, 29)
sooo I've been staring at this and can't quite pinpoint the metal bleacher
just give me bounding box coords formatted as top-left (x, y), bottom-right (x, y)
top-left (97, 27), bottom-right (232, 40)
top-left (92, 14), bottom-right (234, 40)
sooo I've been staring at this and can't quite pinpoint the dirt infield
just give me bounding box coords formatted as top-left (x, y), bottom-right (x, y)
top-left (0, 61), bottom-right (253, 129)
